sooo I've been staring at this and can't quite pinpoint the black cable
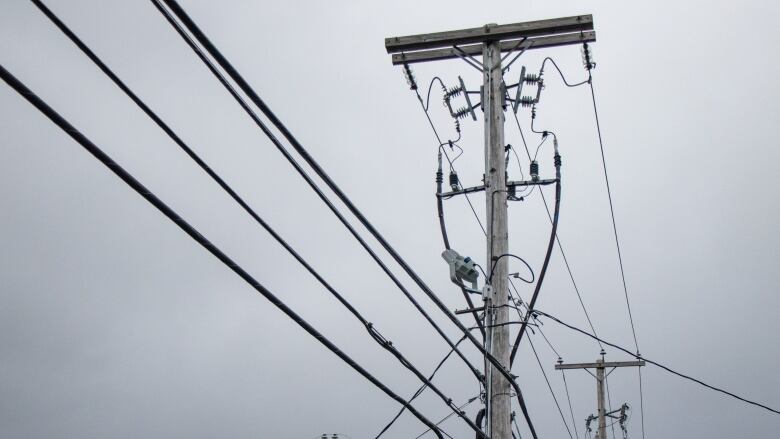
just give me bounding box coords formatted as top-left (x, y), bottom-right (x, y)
top-left (150, 0), bottom-right (486, 387)
top-left (0, 63), bottom-right (445, 439)
top-left (532, 136), bottom-right (549, 161)
top-left (508, 93), bottom-right (603, 351)
top-left (488, 253), bottom-right (535, 284)
top-left (589, 76), bottom-right (646, 438)
top-left (425, 76), bottom-right (446, 111)
top-left (507, 286), bottom-right (573, 439)
top-left (540, 57), bottom-right (590, 88)
top-left (32, 3), bottom-right (485, 436)
top-left (604, 373), bottom-right (617, 439)
top-left (509, 153), bottom-right (561, 365)
top-left (561, 370), bottom-right (580, 439)
top-left (512, 414), bottom-right (523, 439)
top-left (588, 79), bottom-right (640, 353)
top-left (436, 154), bottom-right (485, 340)
top-left (528, 333), bottom-right (574, 439)
top-left (439, 145), bottom-right (486, 235)
top-left (533, 309), bottom-right (780, 416)
top-left (375, 334), bottom-right (468, 439)
top-left (414, 396), bottom-right (480, 439)
top-left (638, 367), bottom-right (646, 439)
top-left (156, 3), bottom-right (538, 435)
top-left (508, 283), bottom-right (559, 359)
top-left (475, 409), bottom-right (486, 439)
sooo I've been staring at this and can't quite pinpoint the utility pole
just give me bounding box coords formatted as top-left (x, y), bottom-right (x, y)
top-left (385, 16), bottom-right (595, 439)
top-left (556, 354), bottom-right (645, 439)
top-left (483, 36), bottom-right (511, 439)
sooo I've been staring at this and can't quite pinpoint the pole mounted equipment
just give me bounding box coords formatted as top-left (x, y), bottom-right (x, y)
top-left (386, 14), bottom-right (596, 439)
top-left (442, 249), bottom-right (480, 293)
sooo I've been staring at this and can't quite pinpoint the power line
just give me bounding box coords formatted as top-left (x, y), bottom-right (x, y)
top-left (638, 367), bottom-right (646, 439)
top-left (375, 335), bottom-right (468, 439)
top-left (31, 3), bottom-right (485, 436)
top-left (604, 373), bottom-right (618, 439)
top-left (528, 333), bottom-right (575, 439)
top-left (506, 89), bottom-right (563, 365)
top-left (533, 308), bottom-right (780, 416)
top-left (0, 63), bottom-right (447, 439)
top-left (154, 3), bottom-right (538, 436)
top-left (540, 57), bottom-right (590, 88)
top-left (149, 0), bottom-right (486, 386)
top-left (588, 74), bottom-right (645, 438)
top-left (508, 285), bottom-right (573, 439)
top-left (560, 369), bottom-right (580, 439)
top-left (588, 78), bottom-right (640, 354)
top-left (507, 92), bottom-right (603, 350)
top-left (414, 396), bottom-right (480, 439)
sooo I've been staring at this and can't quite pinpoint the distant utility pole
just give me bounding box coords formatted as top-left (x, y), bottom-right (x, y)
top-left (385, 16), bottom-right (595, 439)
top-left (556, 353), bottom-right (645, 439)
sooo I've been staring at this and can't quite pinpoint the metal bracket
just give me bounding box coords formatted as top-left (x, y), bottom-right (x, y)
top-left (512, 66), bottom-right (526, 113)
top-left (460, 76), bottom-right (477, 121)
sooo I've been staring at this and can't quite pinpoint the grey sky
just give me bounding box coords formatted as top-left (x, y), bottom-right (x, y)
top-left (1, 0), bottom-right (778, 438)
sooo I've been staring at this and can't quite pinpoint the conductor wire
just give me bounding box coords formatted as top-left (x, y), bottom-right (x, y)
top-left (0, 63), bottom-right (446, 439)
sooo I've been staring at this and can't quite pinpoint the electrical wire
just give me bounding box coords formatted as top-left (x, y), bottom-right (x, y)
top-left (0, 63), bottom-right (446, 439)
top-left (509, 148), bottom-right (561, 365)
top-left (528, 333), bottom-right (574, 439)
top-left (155, 3), bottom-right (538, 436)
top-left (32, 3), bottom-right (485, 436)
top-left (509, 284), bottom-right (560, 360)
top-left (561, 370), bottom-right (580, 439)
top-left (375, 335), bottom-right (468, 439)
top-left (540, 57), bottom-right (590, 88)
top-left (488, 253), bottom-right (535, 284)
top-left (604, 373), bottom-right (618, 439)
top-left (533, 309), bottom-right (780, 416)
top-left (638, 367), bottom-right (646, 439)
top-left (507, 91), bottom-right (603, 350)
top-left (425, 76), bottom-right (447, 111)
top-left (414, 396), bottom-right (480, 439)
top-left (589, 75), bottom-right (646, 438)
top-left (507, 285), bottom-right (573, 439)
top-left (588, 78), bottom-right (640, 355)
top-left (434, 124), bottom-right (483, 338)
top-left (151, 0), bottom-right (487, 389)
top-left (532, 136), bottom-right (548, 161)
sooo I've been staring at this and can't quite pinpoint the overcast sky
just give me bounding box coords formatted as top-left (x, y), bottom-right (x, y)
top-left (1, 0), bottom-right (779, 438)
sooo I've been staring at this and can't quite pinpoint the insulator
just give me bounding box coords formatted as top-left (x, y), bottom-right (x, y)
top-left (530, 160), bottom-right (539, 181)
top-left (454, 119), bottom-right (461, 133)
top-left (444, 85), bottom-right (463, 99)
top-left (453, 107), bottom-right (471, 120)
top-left (554, 153), bottom-right (561, 168)
top-left (449, 171), bottom-right (459, 190)
top-left (518, 96), bottom-right (535, 107)
top-left (531, 106), bottom-right (537, 119)
top-left (581, 43), bottom-right (595, 70)
top-left (436, 170), bottom-right (443, 184)
top-left (523, 73), bottom-right (541, 85)
top-left (402, 64), bottom-right (417, 90)
top-left (508, 184), bottom-right (516, 198)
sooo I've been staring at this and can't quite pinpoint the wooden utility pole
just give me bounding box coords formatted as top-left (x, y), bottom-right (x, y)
top-left (556, 356), bottom-right (645, 439)
top-left (385, 15), bottom-right (595, 439)
top-left (483, 37), bottom-right (511, 438)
